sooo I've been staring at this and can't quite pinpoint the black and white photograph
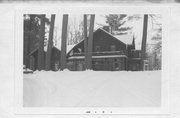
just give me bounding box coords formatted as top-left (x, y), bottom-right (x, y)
top-left (2, 1), bottom-right (180, 117)
top-left (22, 13), bottom-right (162, 107)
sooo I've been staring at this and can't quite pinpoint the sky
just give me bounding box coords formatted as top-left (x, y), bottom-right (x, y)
top-left (45, 14), bottom-right (162, 50)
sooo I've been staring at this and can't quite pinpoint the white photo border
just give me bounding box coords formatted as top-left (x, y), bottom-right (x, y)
top-left (14, 4), bottom-right (170, 115)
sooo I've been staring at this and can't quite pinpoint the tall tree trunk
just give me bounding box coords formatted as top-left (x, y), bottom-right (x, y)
top-left (45, 15), bottom-right (56, 71)
top-left (24, 16), bottom-right (32, 69)
top-left (87, 15), bottom-right (95, 70)
top-left (60, 14), bottom-right (68, 71)
top-left (23, 35), bottom-right (28, 68)
top-left (38, 15), bottom-right (45, 71)
top-left (84, 14), bottom-right (88, 70)
top-left (141, 14), bottom-right (148, 71)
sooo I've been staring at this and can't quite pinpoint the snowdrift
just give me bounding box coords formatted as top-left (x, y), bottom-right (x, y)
top-left (23, 70), bottom-right (161, 107)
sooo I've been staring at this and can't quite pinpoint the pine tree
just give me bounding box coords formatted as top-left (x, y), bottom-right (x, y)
top-left (105, 14), bottom-right (129, 34)
top-left (23, 14), bottom-right (41, 68)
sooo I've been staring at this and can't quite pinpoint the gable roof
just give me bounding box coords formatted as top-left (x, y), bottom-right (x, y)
top-left (96, 28), bottom-right (134, 45)
top-left (113, 35), bottom-right (134, 45)
top-left (67, 44), bottom-right (76, 53)
top-left (28, 46), bottom-right (61, 56)
top-left (67, 28), bottom-right (135, 55)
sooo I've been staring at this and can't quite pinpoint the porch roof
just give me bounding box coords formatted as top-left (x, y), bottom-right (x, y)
top-left (68, 55), bottom-right (128, 60)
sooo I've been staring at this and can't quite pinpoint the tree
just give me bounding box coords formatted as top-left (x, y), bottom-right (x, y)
top-left (84, 15), bottom-right (88, 70)
top-left (141, 14), bottom-right (148, 71)
top-left (45, 15), bottom-right (56, 71)
top-left (87, 15), bottom-right (95, 70)
top-left (38, 15), bottom-right (46, 70)
top-left (105, 14), bottom-right (130, 34)
top-left (60, 15), bottom-right (68, 71)
top-left (127, 14), bottom-right (142, 21)
top-left (67, 16), bottom-right (87, 45)
top-left (146, 14), bottom-right (162, 70)
top-left (24, 14), bottom-right (51, 70)
top-left (24, 14), bottom-right (41, 68)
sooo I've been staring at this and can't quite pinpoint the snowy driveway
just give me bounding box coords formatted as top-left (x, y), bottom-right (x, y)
top-left (23, 71), bottom-right (161, 107)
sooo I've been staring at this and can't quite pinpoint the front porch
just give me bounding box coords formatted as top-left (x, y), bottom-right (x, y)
top-left (67, 51), bottom-right (128, 71)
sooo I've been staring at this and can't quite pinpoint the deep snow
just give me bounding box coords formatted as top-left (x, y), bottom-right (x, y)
top-left (23, 71), bottom-right (161, 107)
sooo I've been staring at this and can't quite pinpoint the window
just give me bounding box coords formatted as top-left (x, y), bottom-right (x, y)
top-left (115, 63), bottom-right (119, 68)
top-left (110, 45), bottom-right (116, 51)
top-left (95, 46), bottom-right (101, 52)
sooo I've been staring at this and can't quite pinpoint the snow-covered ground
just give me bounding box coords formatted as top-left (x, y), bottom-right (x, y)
top-left (23, 70), bottom-right (161, 107)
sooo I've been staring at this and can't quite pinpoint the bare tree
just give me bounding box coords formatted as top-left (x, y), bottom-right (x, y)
top-left (67, 15), bottom-right (90, 45)
top-left (146, 14), bottom-right (162, 70)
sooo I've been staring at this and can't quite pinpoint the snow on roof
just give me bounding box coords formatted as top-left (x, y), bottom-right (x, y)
top-left (67, 44), bottom-right (76, 53)
top-left (49, 44), bottom-right (75, 54)
top-left (98, 28), bottom-right (134, 45)
top-left (66, 28), bottom-right (135, 54)
top-left (114, 35), bottom-right (134, 45)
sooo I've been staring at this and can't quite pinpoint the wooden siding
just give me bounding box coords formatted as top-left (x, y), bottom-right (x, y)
top-left (67, 28), bottom-right (141, 71)
top-left (67, 29), bottom-right (128, 57)
top-left (28, 47), bottom-right (61, 71)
